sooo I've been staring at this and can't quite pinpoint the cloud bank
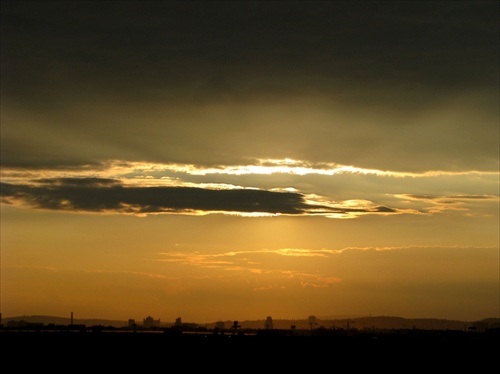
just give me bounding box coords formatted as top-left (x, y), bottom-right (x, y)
top-left (1, 177), bottom-right (404, 218)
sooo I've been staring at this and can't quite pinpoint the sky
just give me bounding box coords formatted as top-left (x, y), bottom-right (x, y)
top-left (1, 1), bottom-right (499, 324)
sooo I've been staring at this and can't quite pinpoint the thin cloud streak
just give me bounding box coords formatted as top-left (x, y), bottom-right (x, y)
top-left (158, 244), bottom-right (498, 265)
top-left (6, 265), bottom-right (175, 280)
top-left (156, 249), bottom-right (344, 288)
top-left (154, 245), bottom-right (499, 289)
top-left (2, 158), bottom-right (498, 184)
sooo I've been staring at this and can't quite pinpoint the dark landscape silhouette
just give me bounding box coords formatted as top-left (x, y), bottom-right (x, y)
top-left (2, 314), bottom-right (498, 343)
top-left (2, 313), bottom-right (499, 330)
top-left (2, 314), bottom-right (498, 371)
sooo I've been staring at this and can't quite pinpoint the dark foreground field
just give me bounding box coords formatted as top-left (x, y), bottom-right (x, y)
top-left (2, 329), bottom-right (498, 355)
top-left (2, 328), bottom-right (498, 342)
top-left (2, 328), bottom-right (498, 372)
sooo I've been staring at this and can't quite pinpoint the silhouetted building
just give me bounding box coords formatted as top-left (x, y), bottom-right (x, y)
top-left (265, 316), bottom-right (273, 329)
top-left (308, 315), bottom-right (317, 330)
top-left (143, 316), bottom-right (160, 328)
top-left (231, 321), bottom-right (241, 334)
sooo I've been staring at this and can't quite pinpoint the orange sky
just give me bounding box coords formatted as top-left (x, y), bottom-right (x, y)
top-left (1, 1), bottom-right (498, 324)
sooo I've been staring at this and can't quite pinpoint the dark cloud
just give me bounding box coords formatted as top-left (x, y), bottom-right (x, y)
top-left (0, 139), bottom-right (106, 169)
top-left (406, 194), bottom-right (442, 200)
top-left (191, 75), bottom-right (300, 105)
top-left (0, 178), bottom-right (400, 216)
top-left (37, 177), bottom-right (120, 187)
top-left (374, 206), bottom-right (397, 213)
top-left (0, 178), bottom-right (308, 214)
top-left (452, 195), bottom-right (496, 200)
top-left (2, 1), bottom-right (497, 103)
top-left (1, 1), bottom-right (497, 172)
top-left (404, 194), bottom-right (496, 201)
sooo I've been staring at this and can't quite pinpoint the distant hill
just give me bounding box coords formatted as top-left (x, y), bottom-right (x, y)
top-left (2, 314), bottom-right (499, 331)
top-left (1, 315), bottom-right (128, 328)
top-left (205, 316), bottom-right (500, 331)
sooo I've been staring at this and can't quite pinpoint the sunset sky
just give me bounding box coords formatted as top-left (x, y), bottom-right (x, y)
top-left (1, 1), bottom-right (498, 324)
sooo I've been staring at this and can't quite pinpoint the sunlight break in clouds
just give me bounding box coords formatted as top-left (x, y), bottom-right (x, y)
top-left (1, 157), bottom-right (496, 219)
top-left (2, 158), bottom-right (497, 185)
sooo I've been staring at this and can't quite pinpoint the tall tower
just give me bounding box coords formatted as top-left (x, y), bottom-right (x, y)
top-left (70, 312), bottom-right (73, 325)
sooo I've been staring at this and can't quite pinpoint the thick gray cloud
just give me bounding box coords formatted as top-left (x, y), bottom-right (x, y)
top-left (0, 178), bottom-right (401, 216)
top-left (1, 1), bottom-right (498, 172)
top-left (3, 1), bottom-right (497, 100)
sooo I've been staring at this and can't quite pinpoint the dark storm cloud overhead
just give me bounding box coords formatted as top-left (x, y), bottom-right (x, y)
top-left (2, 1), bottom-right (498, 102)
top-left (0, 178), bottom-right (400, 216)
top-left (1, 1), bottom-right (498, 173)
top-left (0, 141), bottom-right (108, 169)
